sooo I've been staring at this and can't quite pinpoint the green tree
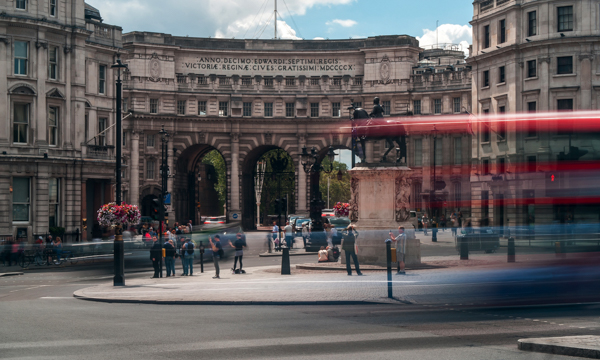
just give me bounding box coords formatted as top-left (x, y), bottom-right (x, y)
top-left (202, 150), bottom-right (226, 212)
top-left (319, 158), bottom-right (351, 209)
top-left (258, 150), bottom-right (295, 221)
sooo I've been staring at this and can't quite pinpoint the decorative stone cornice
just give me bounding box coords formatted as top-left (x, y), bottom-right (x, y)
top-left (230, 132), bottom-right (240, 142)
top-left (579, 54), bottom-right (594, 61)
top-left (35, 41), bottom-right (48, 50)
top-left (537, 57), bottom-right (551, 64)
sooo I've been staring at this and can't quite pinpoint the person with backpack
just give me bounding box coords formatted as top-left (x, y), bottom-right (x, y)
top-left (209, 235), bottom-right (223, 279)
top-left (181, 238), bottom-right (195, 276)
top-left (229, 233), bottom-right (247, 274)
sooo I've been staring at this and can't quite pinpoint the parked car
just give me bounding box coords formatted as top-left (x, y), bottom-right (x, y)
top-left (293, 217), bottom-right (310, 236)
top-left (203, 216), bottom-right (226, 228)
top-left (329, 217), bottom-right (351, 244)
top-left (321, 209), bottom-right (335, 218)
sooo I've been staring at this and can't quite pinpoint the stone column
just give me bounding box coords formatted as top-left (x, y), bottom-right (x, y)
top-left (35, 39), bottom-right (48, 147)
top-left (230, 133), bottom-right (241, 219)
top-left (0, 39), bottom-right (9, 145)
top-left (167, 143), bottom-right (175, 224)
top-left (537, 57), bottom-right (551, 160)
top-left (130, 132), bottom-right (140, 206)
top-left (297, 133), bottom-right (307, 212)
top-left (580, 54), bottom-right (593, 110)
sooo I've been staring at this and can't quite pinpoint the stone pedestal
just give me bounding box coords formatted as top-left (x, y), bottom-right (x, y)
top-left (347, 166), bottom-right (421, 267)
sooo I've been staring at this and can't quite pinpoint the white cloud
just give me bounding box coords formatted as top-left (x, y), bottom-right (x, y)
top-left (88, 0), bottom-right (355, 39)
top-left (326, 19), bottom-right (357, 27)
top-left (416, 24), bottom-right (472, 55)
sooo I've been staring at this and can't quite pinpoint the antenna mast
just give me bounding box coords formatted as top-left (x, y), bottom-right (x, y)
top-left (274, 0), bottom-right (277, 39)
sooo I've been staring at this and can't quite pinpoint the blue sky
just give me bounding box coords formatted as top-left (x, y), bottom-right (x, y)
top-left (89, 0), bottom-right (473, 50)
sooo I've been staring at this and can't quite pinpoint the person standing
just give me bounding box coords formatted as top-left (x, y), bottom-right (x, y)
top-left (229, 233), bottom-right (247, 273)
top-left (150, 236), bottom-right (161, 278)
top-left (342, 225), bottom-right (362, 276)
top-left (389, 226), bottom-right (407, 275)
top-left (325, 224), bottom-right (334, 248)
top-left (284, 221), bottom-right (293, 249)
top-left (301, 223), bottom-right (309, 249)
top-left (187, 220), bottom-right (193, 233)
top-left (272, 221), bottom-right (280, 251)
top-left (182, 238), bottom-right (195, 276)
top-left (163, 239), bottom-right (176, 277)
top-left (209, 235), bottom-right (222, 279)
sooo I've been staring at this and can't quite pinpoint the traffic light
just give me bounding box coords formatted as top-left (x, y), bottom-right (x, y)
top-left (281, 198), bottom-right (287, 214)
top-left (274, 199), bottom-right (281, 213)
top-left (151, 198), bottom-right (160, 220)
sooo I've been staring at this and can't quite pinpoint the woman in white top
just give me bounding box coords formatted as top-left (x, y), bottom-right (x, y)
top-left (318, 246), bottom-right (329, 262)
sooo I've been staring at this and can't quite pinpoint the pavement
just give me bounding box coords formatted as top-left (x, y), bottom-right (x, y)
top-left (519, 335), bottom-right (600, 358)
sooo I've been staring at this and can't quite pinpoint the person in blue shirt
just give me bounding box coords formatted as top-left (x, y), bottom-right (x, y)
top-left (209, 235), bottom-right (223, 279)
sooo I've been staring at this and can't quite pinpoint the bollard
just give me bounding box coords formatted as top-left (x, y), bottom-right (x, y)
top-left (268, 235), bottom-right (272, 253)
top-left (460, 236), bottom-right (469, 260)
top-left (199, 241), bottom-right (205, 273)
top-left (386, 240), bottom-right (393, 299)
top-left (281, 247), bottom-right (291, 275)
top-left (507, 237), bottom-right (515, 263)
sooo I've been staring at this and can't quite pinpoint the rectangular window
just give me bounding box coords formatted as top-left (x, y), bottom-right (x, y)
top-left (557, 98), bottom-right (573, 111)
top-left (528, 11), bottom-right (537, 36)
top-left (13, 177), bottom-right (30, 222)
top-left (498, 157), bottom-right (505, 174)
top-left (557, 56), bottom-right (573, 74)
top-left (16, 0), bottom-right (27, 10)
top-left (177, 100), bottom-right (186, 115)
top-left (413, 100), bottom-right (421, 115)
top-left (558, 6), bottom-right (573, 32)
top-left (50, 0), bottom-right (57, 16)
top-left (332, 102), bottom-right (341, 117)
top-left (434, 138), bottom-right (442, 165)
top-left (13, 103), bottom-right (29, 144)
top-left (150, 99), bottom-right (158, 114)
top-left (499, 19), bottom-right (506, 43)
top-left (527, 101), bottom-right (537, 137)
top-left (14, 41), bottom-right (28, 75)
top-left (98, 65), bottom-right (106, 94)
top-left (333, 78), bottom-right (342, 86)
top-left (285, 78), bottom-right (295, 86)
top-left (48, 46), bottom-right (58, 80)
top-left (285, 102), bottom-right (295, 117)
top-left (499, 66), bottom-right (505, 83)
top-left (310, 78), bottom-right (320, 86)
top-left (122, 98), bottom-right (128, 113)
top-left (498, 106), bottom-right (506, 140)
top-left (383, 100), bottom-right (391, 115)
top-left (453, 98), bottom-right (461, 113)
top-left (49, 178), bottom-right (59, 227)
top-left (454, 137), bottom-right (462, 165)
top-left (484, 25), bottom-right (490, 48)
top-left (527, 60), bottom-right (536, 78)
top-left (98, 118), bottom-right (107, 146)
top-left (146, 134), bottom-right (155, 148)
top-left (482, 119), bottom-right (491, 143)
top-left (483, 70), bottom-right (489, 87)
top-left (198, 101), bottom-right (206, 116)
top-left (434, 99), bottom-right (442, 114)
top-left (48, 106), bottom-right (58, 146)
top-left (198, 77), bottom-right (208, 85)
top-left (241, 77), bottom-right (252, 86)
top-left (414, 139), bottom-right (422, 167)
top-left (527, 155), bottom-right (536, 172)
top-left (353, 77), bottom-right (362, 86)
top-left (483, 159), bottom-right (490, 175)
top-left (354, 102), bottom-right (362, 109)
top-left (264, 102), bottom-right (273, 117)
top-left (218, 101), bottom-right (228, 116)
top-left (146, 161), bottom-right (155, 180)
top-left (243, 102), bottom-right (252, 117)
top-left (264, 78), bottom-right (273, 87)
top-left (310, 103), bottom-right (319, 118)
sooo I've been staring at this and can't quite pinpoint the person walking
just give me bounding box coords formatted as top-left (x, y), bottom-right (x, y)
top-left (272, 221), bottom-right (280, 251)
top-left (342, 225), bottom-right (362, 276)
top-left (163, 239), bottom-right (176, 277)
top-left (325, 224), bottom-right (334, 248)
top-left (284, 221), bottom-right (293, 249)
top-left (301, 223), bottom-right (309, 249)
top-left (389, 226), bottom-right (407, 275)
top-left (150, 235), bottom-right (161, 278)
top-left (182, 238), bottom-right (195, 276)
top-left (229, 233), bottom-right (247, 273)
top-left (209, 235), bottom-right (223, 279)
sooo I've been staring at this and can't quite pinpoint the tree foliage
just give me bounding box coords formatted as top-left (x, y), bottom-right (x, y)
top-left (202, 149), bottom-right (226, 212)
top-left (257, 149), bottom-right (295, 220)
top-left (319, 158), bottom-right (351, 208)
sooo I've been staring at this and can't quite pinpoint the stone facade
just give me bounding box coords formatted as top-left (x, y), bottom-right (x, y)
top-left (468, 0), bottom-right (600, 230)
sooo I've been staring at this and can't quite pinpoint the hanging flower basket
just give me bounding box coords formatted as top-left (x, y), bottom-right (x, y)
top-left (333, 202), bottom-right (350, 217)
top-left (97, 202), bottom-right (141, 228)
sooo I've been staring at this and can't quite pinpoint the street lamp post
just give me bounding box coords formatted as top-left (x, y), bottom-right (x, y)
top-left (111, 54), bottom-right (127, 286)
top-left (300, 146), bottom-right (336, 233)
top-left (159, 126), bottom-right (170, 239)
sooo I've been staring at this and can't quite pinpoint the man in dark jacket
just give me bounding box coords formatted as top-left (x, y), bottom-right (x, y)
top-left (150, 236), bottom-right (161, 278)
top-left (341, 225), bottom-right (362, 276)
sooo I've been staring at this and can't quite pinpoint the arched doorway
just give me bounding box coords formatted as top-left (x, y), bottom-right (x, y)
top-left (241, 146), bottom-right (296, 230)
top-left (174, 144), bottom-right (227, 226)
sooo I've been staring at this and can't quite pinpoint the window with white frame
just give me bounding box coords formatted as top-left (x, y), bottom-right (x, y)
top-left (218, 101), bottom-right (228, 116)
top-left (177, 100), bottom-right (186, 115)
top-left (454, 137), bottom-right (462, 165)
top-left (13, 177), bottom-right (30, 222)
top-left (264, 102), bottom-right (273, 117)
top-left (310, 103), bottom-right (319, 118)
top-left (285, 102), bottom-right (295, 117)
top-left (146, 160), bottom-right (155, 180)
top-left (557, 6), bottom-right (573, 32)
top-left (98, 117), bottom-right (107, 146)
top-left (332, 78), bottom-right (342, 86)
top-left (50, 0), bottom-right (57, 16)
top-left (263, 78), bottom-right (273, 87)
top-left (198, 101), bottom-right (206, 115)
top-left (413, 100), bottom-right (421, 115)
top-left (241, 77), bottom-right (252, 86)
top-left (414, 139), bottom-right (422, 166)
top-left (332, 102), bottom-right (341, 117)
top-left (453, 98), bottom-right (461, 113)
top-left (434, 99), bottom-right (442, 114)
top-left (147, 134), bottom-right (155, 148)
top-left (285, 78), bottom-right (295, 86)
top-left (49, 178), bottom-right (59, 227)
top-left (14, 41), bottom-right (28, 75)
top-left (16, 0), bottom-right (27, 10)
top-left (48, 106), bottom-right (58, 146)
top-left (310, 78), bottom-right (320, 86)
top-left (98, 65), bottom-right (106, 94)
top-left (13, 103), bottom-right (29, 144)
top-left (150, 99), bottom-right (158, 114)
top-left (528, 11), bottom-right (537, 36)
top-left (48, 46), bottom-right (58, 80)
top-left (383, 100), bottom-right (391, 115)
top-left (243, 102), bottom-right (252, 117)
